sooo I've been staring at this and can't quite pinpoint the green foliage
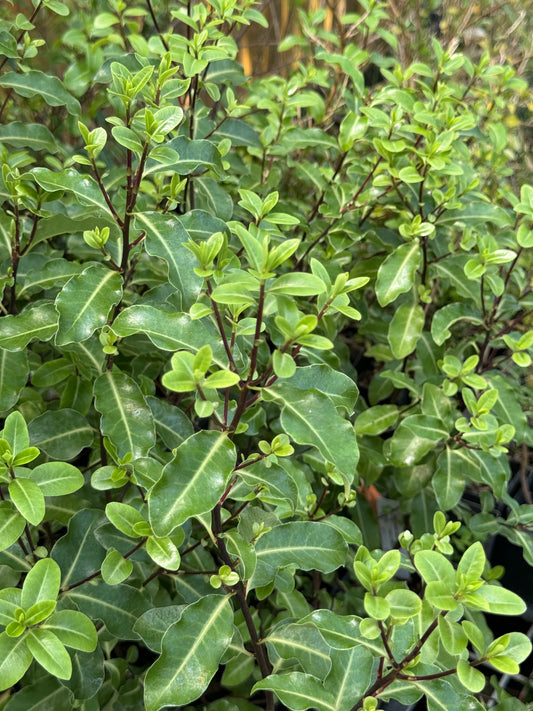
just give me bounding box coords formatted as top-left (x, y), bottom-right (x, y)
top-left (0, 1), bottom-right (531, 710)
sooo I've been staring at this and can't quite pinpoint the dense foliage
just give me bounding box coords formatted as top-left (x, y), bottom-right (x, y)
top-left (0, 1), bottom-right (532, 710)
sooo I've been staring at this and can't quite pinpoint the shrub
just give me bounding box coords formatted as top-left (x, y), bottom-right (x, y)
top-left (0, 1), bottom-right (531, 710)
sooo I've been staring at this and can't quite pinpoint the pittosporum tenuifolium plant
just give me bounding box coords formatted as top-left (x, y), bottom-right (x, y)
top-left (0, 0), bottom-right (532, 709)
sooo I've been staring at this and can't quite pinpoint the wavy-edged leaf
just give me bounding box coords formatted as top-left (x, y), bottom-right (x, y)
top-left (431, 303), bottom-right (483, 346)
top-left (265, 622), bottom-right (331, 679)
top-left (112, 306), bottom-right (231, 367)
top-left (289, 364), bottom-right (359, 414)
top-left (17, 258), bottom-right (81, 299)
top-left (262, 383), bottom-right (358, 481)
top-left (0, 302), bottom-right (58, 351)
top-left (146, 395), bottom-right (194, 449)
top-left (144, 594), bottom-right (233, 711)
top-left (135, 212), bottom-right (202, 310)
top-left (252, 672), bottom-right (336, 711)
top-left (133, 605), bottom-right (185, 653)
top-left (355, 405), bottom-right (398, 436)
top-left (28, 409), bottom-right (93, 460)
top-left (54, 263), bottom-right (122, 346)
top-left (323, 646), bottom-right (374, 708)
top-left (32, 168), bottom-right (112, 214)
top-left (375, 241), bottom-right (420, 306)
top-left (0, 122), bottom-right (58, 152)
top-left (1, 71), bottom-right (80, 115)
top-left (249, 521), bottom-right (347, 590)
top-left (149, 431), bottom-right (236, 536)
top-left (65, 580), bottom-right (150, 639)
top-left (94, 368), bottom-right (155, 460)
top-left (51, 509), bottom-right (106, 588)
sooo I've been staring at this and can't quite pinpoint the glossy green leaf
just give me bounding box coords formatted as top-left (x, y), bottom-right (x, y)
top-left (431, 303), bottom-right (483, 345)
top-left (135, 212), bottom-right (202, 310)
top-left (388, 302), bottom-right (425, 358)
top-left (54, 263), bottom-right (122, 346)
top-left (0, 350), bottom-right (28, 411)
top-left (149, 431), bottom-right (236, 536)
top-left (457, 541), bottom-right (485, 583)
top-left (65, 581), bottom-right (150, 639)
top-left (385, 589), bottom-right (422, 620)
top-left (0, 303), bottom-right (59, 351)
top-left (249, 521), bottom-right (347, 590)
top-left (144, 594), bottom-right (234, 711)
top-left (26, 628), bottom-right (71, 679)
top-left (323, 646), bottom-right (374, 709)
top-left (262, 383), bottom-right (358, 480)
top-left (25, 462), bottom-right (84, 496)
top-left (133, 605), bottom-right (185, 654)
top-left (0, 675), bottom-right (73, 711)
top-left (0, 122), bottom-right (57, 152)
top-left (0, 633), bottom-right (32, 691)
top-left (1, 71), bottom-right (80, 115)
top-left (425, 581), bottom-right (458, 610)
top-left (28, 409), bottom-right (93, 460)
top-left (434, 447), bottom-right (466, 510)
top-left (304, 610), bottom-right (360, 650)
top-left (94, 368), bottom-right (155, 460)
top-left (252, 672), bottom-right (336, 711)
top-left (41, 609), bottom-right (97, 652)
top-left (438, 615), bottom-right (467, 655)
top-left (375, 241), bottom-right (421, 306)
top-left (105, 502), bottom-right (146, 537)
top-left (8, 478), bottom-right (45, 525)
top-left (456, 659), bottom-right (486, 693)
top-left (289, 364), bottom-right (359, 414)
top-left (51, 509), bottom-right (106, 588)
top-left (32, 168), bottom-right (112, 214)
top-left (265, 623), bottom-right (331, 679)
top-left (112, 306), bottom-right (231, 366)
top-left (268, 272), bottom-right (326, 296)
top-left (414, 550), bottom-right (455, 585)
top-left (355, 405), bottom-right (398, 435)
top-left (146, 396), bottom-right (194, 449)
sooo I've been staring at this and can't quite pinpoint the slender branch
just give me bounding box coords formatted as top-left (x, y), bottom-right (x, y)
top-left (146, 0), bottom-right (169, 50)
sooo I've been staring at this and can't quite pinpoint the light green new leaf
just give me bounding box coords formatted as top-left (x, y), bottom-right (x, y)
top-left (41, 610), bottom-right (97, 652)
top-left (149, 431), bottom-right (236, 536)
top-left (476, 584), bottom-right (526, 615)
top-left (0, 350), bottom-right (28, 411)
top-left (101, 547), bottom-right (134, 585)
top-left (135, 212), bottom-right (202, 310)
top-left (105, 502), bottom-right (146, 537)
top-left (144, 594), bottom-right (234, 711)
top-left (262, 383), bottom-right (358, 480)
top-left (112, 306), bottom-right (231, 367)
top-left (146, 536), bottom-right (181, 570)
top-left (267, 272), bottom-right (326, 296)
top-left (438, 615), bottom-right (467, 655)
top-left (323, 646), bottom-right (374, 709)
top-left (388, 302), bottom-right (425, 358)
top-left (26, 462), bottom-right (84, 496)
top-left (355, 405), bottom-right (398, 435)
top-left (0, 503), bottom-right (26, 553)
top-left (3, 411), bottom-right (29, 453)
top-left (26, 628), bottom-right (71, 679)
top-left (32, 168), bottom-right (112, 214)
top-left (28, 409), bottom-right (93, 460)
top-left (425, 581), bottom-right (458, 610)
top-left (0, 633), bottom-right (32, 691)
top-left (249, 521), bottom-right (347, 590)
top-left (375, 241), bottom-right (421, 306)
top-left (8, 478), bottom-right (45, 525)
top-left (456, 659), bottom-right (486, 692)
top-left (0, 302), bottom-right (58, 351)
top-left (457, 542), bottom-right (485, 583)
top-left (65, 581), bottom-right (150, 639)
top-left (1, 71), bottom-right (80, 115)
top-left (94, 368), bottom-right (155, 460)
top-left (414, 550), bottom-right (455, 585)
top-left (21, 558), bottom-right (61, 609)
top-left (385, 589), bottom-right (422, 620)
top-left (265, 623), bottom-right (331, 679)
top-left (252, 672), bottom-right (336, 711)
top-left (55, 263), bottom-right (122, 346)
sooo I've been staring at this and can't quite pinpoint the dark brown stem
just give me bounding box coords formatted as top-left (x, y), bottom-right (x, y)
top-left (146, 0), bottom-right (169, 50)
top-left (61, 538), bottom-right (147, 592)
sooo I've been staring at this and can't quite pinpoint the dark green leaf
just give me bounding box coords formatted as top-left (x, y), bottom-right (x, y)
top-left (28, 409), bottom-right (93, 460)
